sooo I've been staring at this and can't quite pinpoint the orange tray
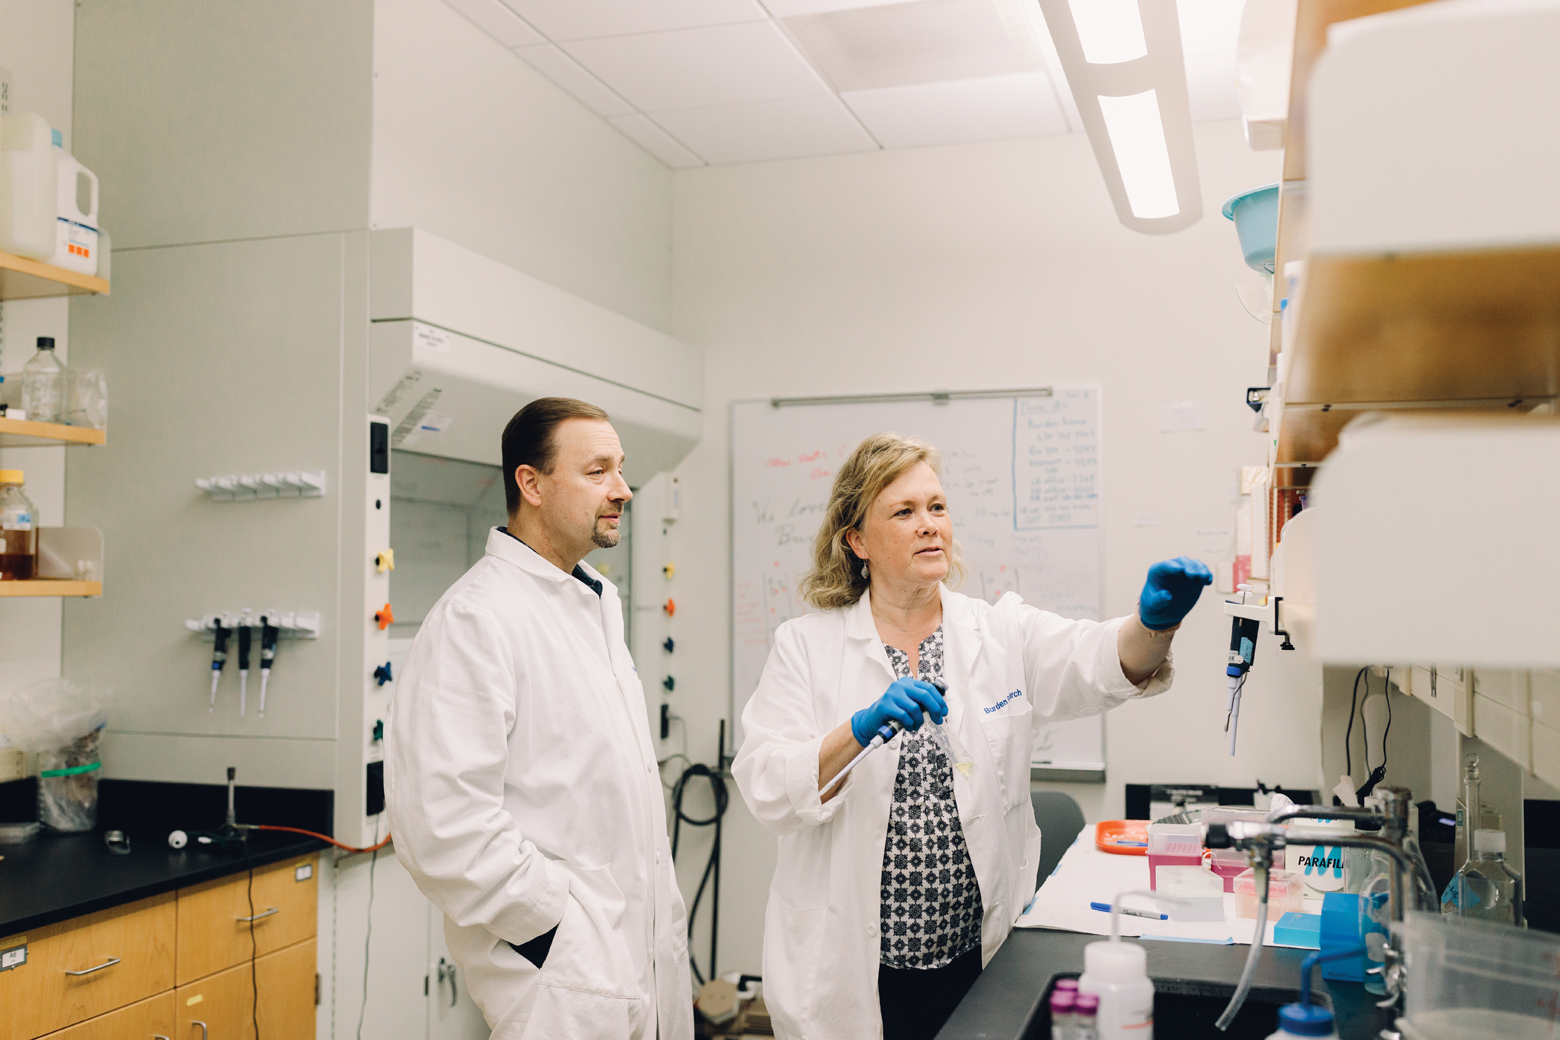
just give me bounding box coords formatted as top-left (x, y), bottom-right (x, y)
top-left (1095, 819), bottom-right (1150, 856)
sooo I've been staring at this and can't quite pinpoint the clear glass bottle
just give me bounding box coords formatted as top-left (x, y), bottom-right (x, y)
top-left (21, 336), bottom-right (66, 423)
top-left (1441, 829), bottom-right (1524, 925)
top-left (0, 470), bottom-right (37, 580)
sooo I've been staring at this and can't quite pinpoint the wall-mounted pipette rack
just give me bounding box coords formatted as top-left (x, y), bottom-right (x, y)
top-left (186, 610), bottom-right (321, 639)
top-left (195, 471), bottom-right (326, 501)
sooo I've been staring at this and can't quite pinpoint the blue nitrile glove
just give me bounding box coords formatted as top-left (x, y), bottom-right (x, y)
top-left (1137, 556), bottom-right (1214, 630)
top-left (850, 678), bottom-right (947, 747)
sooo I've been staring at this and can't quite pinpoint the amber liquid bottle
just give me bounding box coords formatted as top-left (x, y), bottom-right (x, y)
top-left (0, 470), bottom-right (38, 580)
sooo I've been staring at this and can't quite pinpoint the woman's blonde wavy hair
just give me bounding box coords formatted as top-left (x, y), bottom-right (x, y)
top-left (799, 432), bottom-right (965, 611)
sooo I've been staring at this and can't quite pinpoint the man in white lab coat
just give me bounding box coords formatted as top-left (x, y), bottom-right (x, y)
top-left (385, 397), bottom-right (692, 1040)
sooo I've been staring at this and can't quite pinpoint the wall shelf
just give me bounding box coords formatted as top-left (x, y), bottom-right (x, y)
top-left (0, 579), bottom-right (101, 597)
top-left (0, 417), bottom-right (106, 447)
top-left (1274, 247), bottom-right (1560, 471)
top-left (0, 251), bottom-right (109, 301)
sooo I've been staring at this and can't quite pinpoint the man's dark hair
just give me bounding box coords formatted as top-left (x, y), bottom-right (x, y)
top-left (502, 397), bottom-right (611, 513)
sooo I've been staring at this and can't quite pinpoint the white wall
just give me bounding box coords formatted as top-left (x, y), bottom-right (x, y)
top-left (0, 0), bottom-right (76, 706)
top-left (665, 120), bottom-right (1298, 975)
top-left (370, 0), bottom-right (674, 333)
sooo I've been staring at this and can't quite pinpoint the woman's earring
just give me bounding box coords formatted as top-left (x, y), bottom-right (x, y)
top-left (860, 561), bottom-right (869, 580)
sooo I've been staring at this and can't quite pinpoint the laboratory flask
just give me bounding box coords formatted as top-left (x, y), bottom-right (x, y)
top-left (1441, 829), bottom-right (1523, 925)
top-left (0, 470), bottom-right (37, 579)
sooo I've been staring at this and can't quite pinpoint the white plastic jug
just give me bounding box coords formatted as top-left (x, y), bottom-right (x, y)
top-left (0, 113), bottom-right (58, 259)
top-left (50, 137), bottom-right (99, 276)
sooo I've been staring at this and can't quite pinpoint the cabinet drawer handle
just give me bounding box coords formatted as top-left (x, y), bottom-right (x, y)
top-left (191, 1020), bottom-right (208, 1040)
top-left (236, 906), bottom-right (280, 922)
top-left (63, 956), bottom-right (121, 976)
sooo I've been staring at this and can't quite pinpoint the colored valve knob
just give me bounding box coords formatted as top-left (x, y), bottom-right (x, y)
top-left (376, 549), bottom-right (396, 573)
top-left (662, 676), bottom-right (675, 692)
top-left (663, 637), bottom-right (675, 654)
top-left (663, 562), bottom-right (675, 578)
top-left (375, 603), bottom-right (394, 630)
top-left (663, 598), bottom-right (676, 617)
top-left (373, 662), bottom-right (394, 686)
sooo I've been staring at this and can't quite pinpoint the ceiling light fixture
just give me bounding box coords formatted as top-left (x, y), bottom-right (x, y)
top-left (1034, 0), bottom-right (1202, 233)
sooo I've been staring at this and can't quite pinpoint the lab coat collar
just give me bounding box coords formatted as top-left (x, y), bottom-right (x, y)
top-left (844, 589), bottom-right (878, 641)
top-left (844, 583), bottom-right (981, 644)
top-left (484, 526), bottom-right (586, 587)
top-left (940, 584), bottom-right (984, 691)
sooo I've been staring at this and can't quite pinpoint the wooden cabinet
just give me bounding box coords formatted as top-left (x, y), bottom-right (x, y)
top-left (35, 993), bottom-right (175, 1040)
top-left (174, 940), bottom-right (316, 1040)
top-left (0, 894), bottom-right (175, 1040)
top-left (3, 855), bottom-right (319, 1040)
top-left (176, 856), bottom-right (318, 985)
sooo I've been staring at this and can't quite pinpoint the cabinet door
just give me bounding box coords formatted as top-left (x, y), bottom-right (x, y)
top-left (1409, 664), bottom-right (1472, 735)
top-left (177, 856), bottom-right (318, 985)
top-left (0, 893), bottom-right (176, 1040)
top-left (175, 939), bottom-right (316, 1040)
top-left (36, 991), bottom-right (176, 1040)
top-left (427, 903), bottom-right (490, 1040)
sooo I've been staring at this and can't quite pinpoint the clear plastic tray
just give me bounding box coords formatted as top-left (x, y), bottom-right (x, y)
top-left (1399, 910), bottom-right (1560, 1039)
top-left (0, 821), bottom-right (41, 844)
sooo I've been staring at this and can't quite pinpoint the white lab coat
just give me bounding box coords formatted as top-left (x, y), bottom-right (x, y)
top-left (385, 529), bottom-right (692, 1040)
top-left (733, 586), bottom-right (1173, 1040)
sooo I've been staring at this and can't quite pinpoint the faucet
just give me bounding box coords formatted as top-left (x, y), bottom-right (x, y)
top-left (1204, 786), bottom-right (1437, 1015)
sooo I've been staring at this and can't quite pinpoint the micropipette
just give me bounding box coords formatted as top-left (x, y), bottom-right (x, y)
top-left (237, 623), bottom-right (252, 717)
top-left (209, 619), bottom-right (230, 711)
top-left (925, 714), bottom-right (977, 778)
top-left (258, 617), bottom-right (278, 718)
top-left (1226, 613), bottom-right (1260, 755)
top-left (819, 680), bottom-right (961, 797)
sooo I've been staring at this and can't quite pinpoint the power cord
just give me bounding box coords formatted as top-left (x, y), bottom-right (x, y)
top-left (1345, 667), bottom-right (1390, 803)
top-left (245, 846), bottom-right (260, 1040)
top-left (356, 815), bottom-right (384, 1040)
top-left (671, 759), bottom-right (729, 987)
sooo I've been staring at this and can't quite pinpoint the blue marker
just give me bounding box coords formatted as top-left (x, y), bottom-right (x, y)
top-left (1091, 901), bottom-right (1168, 921)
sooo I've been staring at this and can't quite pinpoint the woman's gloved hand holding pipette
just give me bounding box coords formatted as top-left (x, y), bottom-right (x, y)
top-left (821, 678), bottom-right (949, 799)
top-left (850, 677), bottom-right (946, 746)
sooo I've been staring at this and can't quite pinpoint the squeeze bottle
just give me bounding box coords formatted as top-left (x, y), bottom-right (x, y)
top-left (1077, 939), bottom-right (1154, 1039)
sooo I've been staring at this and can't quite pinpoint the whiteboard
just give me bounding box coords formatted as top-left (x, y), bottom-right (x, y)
top-left (730, 387), bottom-right (1108, 778)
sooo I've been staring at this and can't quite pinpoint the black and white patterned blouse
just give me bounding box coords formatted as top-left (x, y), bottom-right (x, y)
top-left (879, 626), bottom-right (983, 969)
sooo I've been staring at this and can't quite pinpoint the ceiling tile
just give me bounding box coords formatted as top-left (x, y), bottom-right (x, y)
top-left (501, 0), bottom-right (768, 41)
top-left (443, 0), bottom-right (545, 47)
top-left (1185, 48), bottom-right (1240, 122)
top-left (608, 114), bottom-right (708, 167)
top-left (562, 22), bottom-right (830, 112)
top-left (781, 0), bottom-right (1046, 92)
top-left (1178, 0), bottom-right (1241, 121)
top-left (760, 0), bottom-right (908, 14)
top-left (515, 44), bottom-right (636, 116)
top-left (652, 95), bottom-right (878, 164)
top-left (842, 71), bottom-right (1068, 148)
top-left (1177, 0), bottom-right (1244, 54)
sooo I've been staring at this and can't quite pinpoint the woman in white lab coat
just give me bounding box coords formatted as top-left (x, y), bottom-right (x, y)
top-left (733, 432), bottom-right (1211, 1040)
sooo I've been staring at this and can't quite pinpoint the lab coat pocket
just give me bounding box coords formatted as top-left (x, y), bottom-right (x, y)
top-left (536, 863), bottom-right (641, 1000)
top-left (978, 708), bottom-right (1033, 810)
top-left (762, 889), bottom-right (826, 1036)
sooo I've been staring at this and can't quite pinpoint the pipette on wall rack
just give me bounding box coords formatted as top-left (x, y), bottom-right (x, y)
top-left (209, 619), bottom-right (230, 711)
top-left (258, 616), bottom-right (278, 718)
top-left (237, 622), bottom-right (252, 717)
top-left (1221, 583), bottom-right (1296, 755)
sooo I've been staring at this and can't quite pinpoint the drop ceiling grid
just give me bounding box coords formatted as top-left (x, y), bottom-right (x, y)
top-left (442, 0), bottom-right (1237, 168)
